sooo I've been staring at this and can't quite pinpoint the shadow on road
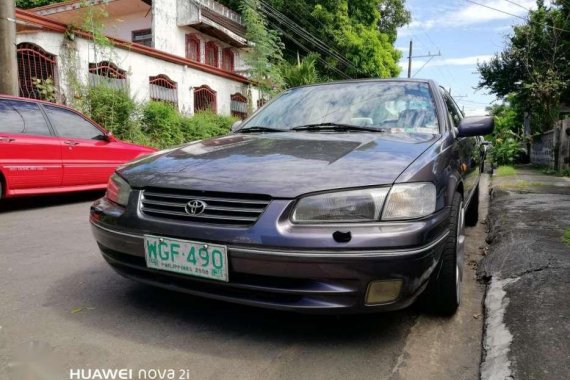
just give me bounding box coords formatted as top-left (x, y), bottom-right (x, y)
top-left (46, 264), bottom-right (420, 357)
top-left (0, 191), bottom-right (104, 213)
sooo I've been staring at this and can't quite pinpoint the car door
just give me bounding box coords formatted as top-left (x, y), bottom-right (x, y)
top-left (43, 104), bottom-right (116, 187)
top-left (443, 93), bottom-right (480, 199)
top-left (0, 99), bottom-right (62, 196)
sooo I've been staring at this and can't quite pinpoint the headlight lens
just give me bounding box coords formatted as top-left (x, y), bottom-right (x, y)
top-left (106, 173), bottom-right (131, 207)
top-left (382, 183), bottom-right (436, 220)
top-left (291, 188), bottom-right (389, 223)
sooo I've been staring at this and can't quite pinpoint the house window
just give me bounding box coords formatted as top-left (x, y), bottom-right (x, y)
top-left (205, 41), bottom-right (219, 67)
top-left (194, 85), bottom-right (217, 113)
top-left (88, 61), bottom-right (127, 90)
top-left (222, 48), bottom-right (234, 72)
top-left (257, 98), bottom-right (267, 108)
top-left (186, 34), bottom-right (201, 62)
top-left (16, 43), bottom-right (58, 101)
top-left (230, 93), bottom-right (248, 119)
top-left (149, 74), bottom-right (178, 106)
top-left (132, 29), bottom-right (152, 47)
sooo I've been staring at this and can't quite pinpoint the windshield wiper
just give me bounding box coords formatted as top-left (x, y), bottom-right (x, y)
top-left (238, 126), bottom-right (288, 133)
top-left (291, 122), bottom-right (385, 133)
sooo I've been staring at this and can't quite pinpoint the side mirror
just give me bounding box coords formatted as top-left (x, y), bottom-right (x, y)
top-left (231, 120), bottom-right (243, 133)
top-left (103, 131), bottom-right (115, 142)
top-left (457, 116), bottom-right (494, 137)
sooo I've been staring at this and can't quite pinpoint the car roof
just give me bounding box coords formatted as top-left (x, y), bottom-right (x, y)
top-left (289, 78), bottom-right (436, 91)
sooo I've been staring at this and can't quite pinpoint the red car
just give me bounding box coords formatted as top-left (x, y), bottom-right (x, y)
top-left (0, 95), bottom-right (156, 199)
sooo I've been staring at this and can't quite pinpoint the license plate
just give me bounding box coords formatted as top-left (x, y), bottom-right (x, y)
top-left (144, 235), bottom-right (228, 282)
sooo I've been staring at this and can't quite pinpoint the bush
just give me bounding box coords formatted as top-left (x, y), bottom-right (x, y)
top-left (179, 111), bottom-right (236, 141)
top-left (83, 87), bottom-right (237, 149)
top-left (140, 101), bottom-right (237, 149)
top-left (87, 85), bottom-right (136, 137)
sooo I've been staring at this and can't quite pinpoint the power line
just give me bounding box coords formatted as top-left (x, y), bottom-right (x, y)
top-left (257, 0), bottom-right (364, 75)
top-left (465, 0), bottom-right (570, 33)
top-left (502, 0), bottom-right (530, 12)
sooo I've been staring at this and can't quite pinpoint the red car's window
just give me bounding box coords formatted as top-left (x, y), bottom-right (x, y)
top-left (44, 105), bottom-right (104, 140)
top-left (0, 99), bottom-right (52, 136)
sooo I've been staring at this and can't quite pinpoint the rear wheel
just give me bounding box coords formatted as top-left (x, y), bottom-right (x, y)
top-left (421, 191), bottom-right (465, 315)
top-left (465, 185), bottom-right (479, 227)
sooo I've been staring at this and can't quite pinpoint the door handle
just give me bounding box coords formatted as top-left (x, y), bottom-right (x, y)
top-left (64, 141), bottom-right (79, 146)
top-left (0, 137), bottom-right (15, 142)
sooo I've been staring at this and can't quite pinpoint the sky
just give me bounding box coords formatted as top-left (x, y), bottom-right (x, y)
top-left (395, 0), bottom-right (537, 115)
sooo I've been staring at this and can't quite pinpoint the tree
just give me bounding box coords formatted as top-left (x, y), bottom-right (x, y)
top-left (477, 0), bottom-right (569, 132)
top-left (220, 0), bottom-right (410, 80)
top-left (280, 53), bottom-right (321, 88)
top-left (240, 0), bottom-right (284, 95)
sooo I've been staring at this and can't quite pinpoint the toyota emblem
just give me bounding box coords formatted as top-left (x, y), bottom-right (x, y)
top-left (185, 200), bottom-right (207, 215)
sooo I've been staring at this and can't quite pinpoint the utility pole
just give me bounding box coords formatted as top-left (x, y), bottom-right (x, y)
top-left (407, 40), bottom-right (413, 79)
top-left (407, 39), bottom-right (441, 79)
top-left (0, 0), bottom-right (18, 95)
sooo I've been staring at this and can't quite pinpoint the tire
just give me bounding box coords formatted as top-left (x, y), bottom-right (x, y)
top-left (421, 191), bottom-right (465, 315)
top-left (465, 185), bottom-right (479, 227)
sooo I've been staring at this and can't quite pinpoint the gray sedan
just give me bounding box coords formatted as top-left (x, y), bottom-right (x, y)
top-left (90, 79), bottom-right (493, 315)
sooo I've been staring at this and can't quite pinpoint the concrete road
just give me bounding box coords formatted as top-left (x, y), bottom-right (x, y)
top-left (0, 177), bottom-right (489, 380)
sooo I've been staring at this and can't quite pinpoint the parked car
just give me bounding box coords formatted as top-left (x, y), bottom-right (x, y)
top-left (0, 95), bottom-right (155, 199)
top-left (90, 79), bottom-right (493, 315)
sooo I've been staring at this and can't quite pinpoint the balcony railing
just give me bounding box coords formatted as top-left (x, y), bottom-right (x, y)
top-left (193, 0), bottom-right (243, 25)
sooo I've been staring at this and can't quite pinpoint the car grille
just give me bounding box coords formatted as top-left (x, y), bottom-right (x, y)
top-left (140, 188), bottom-right (272, 226)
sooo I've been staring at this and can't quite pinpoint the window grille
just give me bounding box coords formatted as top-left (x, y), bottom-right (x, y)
top-left (17, 43), bottom-right (58, 101)
top-left (230, 93), bottom-right (248, 119)
top-left (194, 85), bottom-right (217, 113)
top-left (149, 74), bottom-right (178, 106)
top-left (88, 61), bottom-right (127, 90)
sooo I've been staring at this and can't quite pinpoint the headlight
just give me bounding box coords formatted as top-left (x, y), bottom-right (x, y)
top-left (106, 173), bottom-right (131, 207)
top-left (382, 183), bottom-right (436, 220)
top-left (291, 188), bottom-right (389, 223)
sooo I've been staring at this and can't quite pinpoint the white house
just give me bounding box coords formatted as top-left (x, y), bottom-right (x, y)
top-left (15, 0), bottom-right (261, 118)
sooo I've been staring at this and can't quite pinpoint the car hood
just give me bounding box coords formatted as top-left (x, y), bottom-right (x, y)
top-left (119, 132), bottom-right (439, 198)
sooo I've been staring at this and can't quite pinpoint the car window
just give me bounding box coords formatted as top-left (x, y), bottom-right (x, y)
top-left (45, 105), bottom-right (104, 140)
top-left (0, 99), bottom-right (52, 136)
top-left (443, 95), bottom-right (462, 128)
top-left (242, 82), bottom-right (440, 133)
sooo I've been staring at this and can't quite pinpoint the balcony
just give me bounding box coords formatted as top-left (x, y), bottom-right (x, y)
top-left (177, 0), bottom-right (247, 47)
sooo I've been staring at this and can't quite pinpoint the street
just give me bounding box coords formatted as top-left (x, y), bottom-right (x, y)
top-left (1, 177), bottom-right (489, 380)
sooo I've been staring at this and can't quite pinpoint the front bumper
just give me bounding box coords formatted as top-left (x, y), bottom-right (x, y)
top-left (90, 199), bottom-right (450, 313)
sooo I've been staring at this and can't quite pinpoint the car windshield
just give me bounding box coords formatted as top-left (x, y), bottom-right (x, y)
top-left (242, 81), bottom-right (440, 134)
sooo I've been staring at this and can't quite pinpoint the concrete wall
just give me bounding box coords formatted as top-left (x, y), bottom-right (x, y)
top-left (16, 31), bottom-right (260, 116)
top-left (103, 11), bottom-right (152, 42)
top-left (530, 120), bottom-right (570, 169)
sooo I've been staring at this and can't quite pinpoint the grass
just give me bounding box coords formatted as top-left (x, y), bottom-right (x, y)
top-left (563, 228), bottom-right (570, 246)
top-left (495, 165), bottom-right (517, 177)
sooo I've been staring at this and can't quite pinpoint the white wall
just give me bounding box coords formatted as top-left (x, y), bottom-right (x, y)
top-left (103, 11), bottom-right (152, 43)
top-left (16, 31), bottom-right (261, 116)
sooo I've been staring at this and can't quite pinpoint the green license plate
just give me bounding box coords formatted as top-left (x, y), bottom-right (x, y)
top-left (144, 235), bottom-right (228, 282)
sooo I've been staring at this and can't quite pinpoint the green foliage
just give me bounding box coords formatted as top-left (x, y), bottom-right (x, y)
top-left (31, 77), bottom-right (57, 102)
top-left (486, 97), bottom-right (528, 165)
top-left (240, 0), bottom-right (285, 95)
top-left (563, 228), bottom-right (570, 246)
top-left (140, 101), bottom-right (237, 149)
top-left (280, 53), bottom-right (322, 88)
top-left (87, 85), bottom-right (136, 136)
top-left (222, 0), bottom-right (409, 80)
top-left (15, 0), bottom-right (65, 9)
top-left (495, 166), bottom-right (517, 177)
top-left (477, 0), bottom-right (570, 132)
top-left (538, 166), bottom-right (570, 177)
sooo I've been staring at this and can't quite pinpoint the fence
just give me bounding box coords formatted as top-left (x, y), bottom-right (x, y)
top-left (530, 120), bottom-right (570, 169)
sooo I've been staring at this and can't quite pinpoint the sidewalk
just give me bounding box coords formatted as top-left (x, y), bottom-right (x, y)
top-left (478, 167), bottom-right (570, 380)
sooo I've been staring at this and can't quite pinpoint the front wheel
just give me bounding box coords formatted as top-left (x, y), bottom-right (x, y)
top-left (465, 185), bottom-right (479, 227)
top-left (421, 191), bottom-right (465, 315)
